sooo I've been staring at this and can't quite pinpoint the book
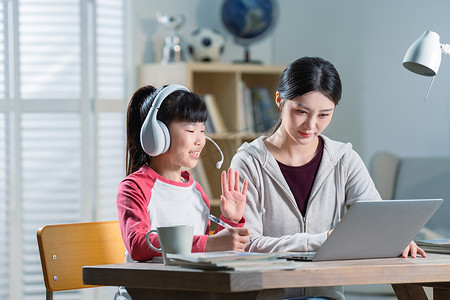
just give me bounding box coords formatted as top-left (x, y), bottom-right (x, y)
top-left (238, 81), bottom-right (254, 133)
top-left (236, 81), bottom-right (246, 132)
top-left (203, 94), bottom-right (227, 133)
top-left (243, 83), bottom-right (254, 132)
top-left (204, 116), bottom-right (214, 134)
top-left (167, 251), bottom-right (300, 271)
top-left (415, 239), bottom-right (450, 254)
top-left (251, 87), bottom-right (278, 132)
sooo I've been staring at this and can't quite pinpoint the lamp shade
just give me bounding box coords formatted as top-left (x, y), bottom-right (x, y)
top-left (403, 31), bottom-right (441, 76)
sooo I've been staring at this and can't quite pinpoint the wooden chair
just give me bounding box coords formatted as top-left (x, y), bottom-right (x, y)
top-left (37, 221), bottom-right (126, 300)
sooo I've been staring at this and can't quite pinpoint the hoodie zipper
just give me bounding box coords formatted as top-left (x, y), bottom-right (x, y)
top-left (264, 165), bottom-right (307, 232)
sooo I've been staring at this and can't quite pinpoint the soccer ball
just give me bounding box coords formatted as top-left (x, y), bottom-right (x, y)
top-left (189, 28), bottom-right (225, 62)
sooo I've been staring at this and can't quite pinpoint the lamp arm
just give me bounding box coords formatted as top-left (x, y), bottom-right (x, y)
top-left (441, 43), bottom-right (450, 55)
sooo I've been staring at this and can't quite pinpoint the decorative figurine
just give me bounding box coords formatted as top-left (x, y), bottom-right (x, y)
top-left (157, 14), bottom-right (186, 64)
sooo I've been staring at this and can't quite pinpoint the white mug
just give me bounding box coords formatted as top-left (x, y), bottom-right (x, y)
top-left (145, 224), bottom-right (194, 265)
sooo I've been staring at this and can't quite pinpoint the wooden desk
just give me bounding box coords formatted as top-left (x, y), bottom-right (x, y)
top-left (83, 253), bottom-right (450, 300)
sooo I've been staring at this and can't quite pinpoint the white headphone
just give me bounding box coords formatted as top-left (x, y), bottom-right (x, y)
top-left (140, 84), bottom-right (188, 156)
top-left (140, 84), bottom-right (224, 169)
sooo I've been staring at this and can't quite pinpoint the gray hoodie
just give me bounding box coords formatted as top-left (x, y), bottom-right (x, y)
top-left (231, 135), bottom-right (381, 299)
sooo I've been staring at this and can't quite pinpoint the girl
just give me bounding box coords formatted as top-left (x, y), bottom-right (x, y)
top-left (117, 84), bottom-right (250, 265)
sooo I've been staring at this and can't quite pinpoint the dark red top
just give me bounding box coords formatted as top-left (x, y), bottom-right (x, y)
top-left (277, 137), bottom-right (324, 216)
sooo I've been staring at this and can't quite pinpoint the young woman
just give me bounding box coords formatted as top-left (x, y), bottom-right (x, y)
top-left (230, 56), bottom-right (425, 299)
top-left (117, 84), bottom-right (250, 265)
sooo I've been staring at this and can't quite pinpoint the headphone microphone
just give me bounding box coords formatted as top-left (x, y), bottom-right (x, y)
top-left (205, 136), bottom-right (224, 169)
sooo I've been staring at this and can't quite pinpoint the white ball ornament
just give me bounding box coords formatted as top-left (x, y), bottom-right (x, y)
top-left (189, 28), bottom-right (225, 62)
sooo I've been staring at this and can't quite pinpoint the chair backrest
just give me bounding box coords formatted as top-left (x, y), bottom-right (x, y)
top-left (370, 151), bottom-right (400, 200)
top-left (37, 221), bottom-right (126, 297)
top-left (370, 151), bottom-right (450, 238)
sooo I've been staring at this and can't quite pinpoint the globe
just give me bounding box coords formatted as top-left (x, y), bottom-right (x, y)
top-left (221, 0), bottom-right (278, 63)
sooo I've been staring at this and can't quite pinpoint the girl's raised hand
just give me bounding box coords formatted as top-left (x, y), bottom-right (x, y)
top-left (220, 168), bottom-right (248, 223)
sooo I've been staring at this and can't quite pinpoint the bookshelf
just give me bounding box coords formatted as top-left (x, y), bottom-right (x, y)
top-left (139, 62), bottom-right (285, 210)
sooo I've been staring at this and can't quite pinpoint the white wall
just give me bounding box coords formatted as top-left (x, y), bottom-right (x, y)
top-left (133, 0), bottom-right (450, 164)
top-left (275, 0), bottom-right (450, 163)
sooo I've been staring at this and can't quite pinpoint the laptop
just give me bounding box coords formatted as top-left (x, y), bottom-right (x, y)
top-left (283, 199), bottom-right (443, 262)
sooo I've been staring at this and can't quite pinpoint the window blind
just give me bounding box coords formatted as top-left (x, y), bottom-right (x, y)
top-left (95, 2), bottom-right (126, 295)
top-left (22, 113), bottom-right (82, 299)
top-left (0, 113), bottom-right (9, 300)
top-left (97, 112), bottom-right (125, 222)
top-left (19, 0), bottom-right (81, 100)
top-left (96, 0), bottom-right (125, 100)
top-left (0, 0), bottom-right (9, 299)
top-left (0, 0), bottom-right (127, 299)
top-left (96, 0), bottom-right (126, 222)
top-left (0, 0), bottom-right (6, 100)
top-left (18, 1), bottom-right (83, 297)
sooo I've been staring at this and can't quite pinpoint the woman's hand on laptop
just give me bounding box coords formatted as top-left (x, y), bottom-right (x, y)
top-left (401, 240), bottom-right (427, 258)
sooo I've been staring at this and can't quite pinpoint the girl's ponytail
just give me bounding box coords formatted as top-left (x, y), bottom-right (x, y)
top-left (126, 85), bottom-right (157, 175)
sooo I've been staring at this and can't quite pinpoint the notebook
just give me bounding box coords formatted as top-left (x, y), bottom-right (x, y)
top-left (283, 199), bottom-right (443, 262)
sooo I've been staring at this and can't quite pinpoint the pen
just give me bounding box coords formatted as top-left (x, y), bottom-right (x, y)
top-left (208, 214), bottom-right (253, 243)
top-left (209, 214), bottom-right (233, 228)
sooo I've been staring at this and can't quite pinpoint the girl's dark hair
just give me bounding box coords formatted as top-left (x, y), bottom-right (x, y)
top-left (126, 85), bottom-right (207, 175)
top-left (270, 57), bottom-right (342, 134)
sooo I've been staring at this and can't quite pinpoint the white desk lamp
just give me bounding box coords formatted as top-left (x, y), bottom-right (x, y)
top-left (403, 31), bottom-right (450, 101)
